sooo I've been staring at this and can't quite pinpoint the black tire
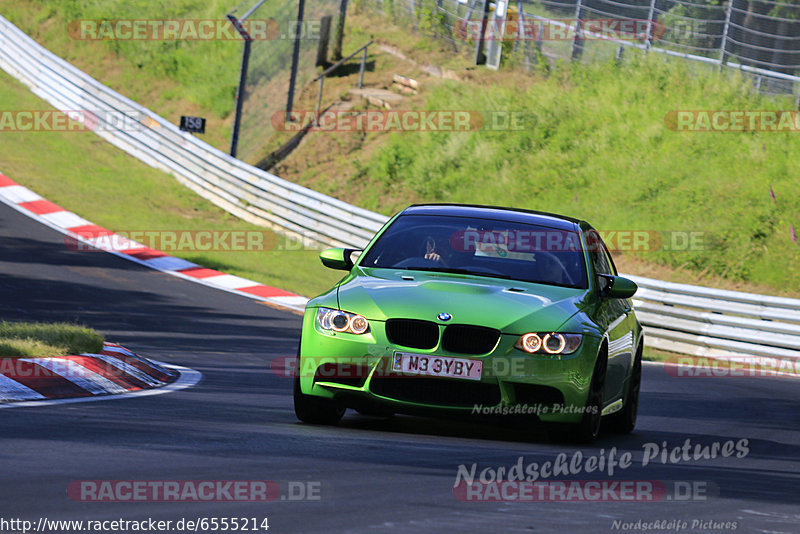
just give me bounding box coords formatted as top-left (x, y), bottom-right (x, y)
top-left (609, 345), bottom-right (642, 434)
top-left (564, 345), bottom-right (607, 444)
top-left (293, 344), bottom-right (345, 425)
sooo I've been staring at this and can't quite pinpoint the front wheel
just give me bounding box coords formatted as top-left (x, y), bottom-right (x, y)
top-left (563, 346), bottom-right (607, 443)
top-left (293, 346), bottom-right (345, 425)
top-left (609, 345), bottom-right (642, 434)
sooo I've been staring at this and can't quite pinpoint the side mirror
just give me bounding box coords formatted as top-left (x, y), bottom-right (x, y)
top-left (598, 274), bottom-right (637, 299)
top-left (320, 248), bottom-right (360, 270)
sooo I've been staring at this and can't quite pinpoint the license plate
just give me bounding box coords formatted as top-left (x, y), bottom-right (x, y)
top-left (391, 352), bottom-right (482, 381)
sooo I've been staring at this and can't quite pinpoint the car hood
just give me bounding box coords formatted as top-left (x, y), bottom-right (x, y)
top-left (336, 268), bottom-right (588, 333)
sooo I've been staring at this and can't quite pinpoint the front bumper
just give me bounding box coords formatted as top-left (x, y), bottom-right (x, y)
top-left (297, 310), bottom-right (602, 423)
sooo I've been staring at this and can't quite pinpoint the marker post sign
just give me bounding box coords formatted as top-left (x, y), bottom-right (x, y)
top-left (179, 115), bottom-right (206, 134)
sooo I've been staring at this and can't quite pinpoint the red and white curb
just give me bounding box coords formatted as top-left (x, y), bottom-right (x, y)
top-left (0, 172), bottom-right (310, 312)
top-left (0, 342), bottom-right (200, 405)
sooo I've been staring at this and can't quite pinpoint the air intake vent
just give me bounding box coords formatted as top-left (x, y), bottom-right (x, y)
top-left (385, 319), bottom-right (439, 349)
top-left (370, 376), bottom-right (501, 407)
top-left (442, 325), bottom-right (501, 355)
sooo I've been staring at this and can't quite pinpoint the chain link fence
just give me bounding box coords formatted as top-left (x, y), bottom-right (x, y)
top-left (358, 0), bottom-right (800, 101)
top-left (230, 0), bottom-right (340, 164)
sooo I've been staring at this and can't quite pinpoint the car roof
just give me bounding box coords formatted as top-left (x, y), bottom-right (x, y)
top-left (401, 204), bottom-right (586, 232)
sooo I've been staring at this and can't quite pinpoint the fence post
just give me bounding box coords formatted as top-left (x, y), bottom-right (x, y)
top-left (316, 15), bottom-right (332, 67)
top-left (332, 0), bottom-right (348, 61)
top-left (570, 0), bottom-right (585, 61)
top-left (286, 0), bottom-right (306, 121)
top-left (227, 15), bottom-right (252, 159)
top-left (473, 0), bottom-right (491, 65)
top-left (515, 0), bottom-right (531, 69)
top-left (719, 0), bottom-right (732, 71)
top-left (513, 0), bottom-right (523, 53)
top-left (535, 19), bottom-right (543, 56)
top-left (645, 0), bottom-right (656, 50)
top-left (315, 76), bottom-right (325, 126)
top-left (358, 45), bottom-right (367, 88)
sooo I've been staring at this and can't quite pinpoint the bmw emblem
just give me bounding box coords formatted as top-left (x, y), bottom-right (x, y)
top-left (437, 312), bottom-right (452, 322)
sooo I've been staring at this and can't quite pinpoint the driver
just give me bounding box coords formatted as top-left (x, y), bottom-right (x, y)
top-left (423, 236), bottom-right (442, 263)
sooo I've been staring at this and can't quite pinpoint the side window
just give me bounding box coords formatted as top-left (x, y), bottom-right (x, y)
top-left (584, 229), bottom-right (613, 276)
top-left (602, 245), bottom-right (618, 276)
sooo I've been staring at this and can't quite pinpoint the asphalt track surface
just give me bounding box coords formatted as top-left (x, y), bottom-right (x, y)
top-left (1, 200), bottom-right (799, 534)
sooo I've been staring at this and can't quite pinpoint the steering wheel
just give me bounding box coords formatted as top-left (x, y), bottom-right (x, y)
top-left (536, 251), bottom-right (577, 286)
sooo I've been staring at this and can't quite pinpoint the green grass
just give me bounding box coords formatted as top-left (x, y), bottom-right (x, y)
top-left (2, 0), bottom-right (240, 116)
top-left (642, 346), bottom-right (683, 363)
top-left (2, 0), bottom-right (336, 162)
top-left (0, 321), bottom-right (104, 357)
top-left (0, 71), bottom-right (342, 298)
top-left (1, 0), bottom-right (247, 154)
top-left (4, 2), bottom-right (800, 297)
top-left (349, 56), bottom-right (800, 291)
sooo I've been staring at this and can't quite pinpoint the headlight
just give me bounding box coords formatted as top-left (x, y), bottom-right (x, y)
top-left (514, 333), bottom-right (582, 356)
top-left (316, 307), bottom-right (370, 335)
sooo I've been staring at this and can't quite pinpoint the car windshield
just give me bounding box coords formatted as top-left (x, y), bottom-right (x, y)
top-left (359, 214), bottom-right (588, 289)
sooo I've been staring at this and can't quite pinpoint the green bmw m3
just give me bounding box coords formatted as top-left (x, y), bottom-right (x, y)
top-left (294, 204), bottom-right (642, 442)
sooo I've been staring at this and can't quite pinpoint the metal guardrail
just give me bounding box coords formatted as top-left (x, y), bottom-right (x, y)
top-left (627, 274), bottom-right (800, 362)
top-left (1, 15), bottom-right (799, 363)
top-left (0, 15), bottom-right (389, 250)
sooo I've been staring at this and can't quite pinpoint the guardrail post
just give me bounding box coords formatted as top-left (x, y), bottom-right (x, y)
top-left (570, 0), bottom-right (585, 61)
top-left (719, 0), bottom-right (732, 71)
top-left (795, 81), bottom-right (800, 109)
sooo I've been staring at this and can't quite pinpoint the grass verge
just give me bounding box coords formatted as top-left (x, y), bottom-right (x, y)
top-left (0, 321), bottom-right (104, 358)
top-left (277, 22), bottom-right (800, 294)
top-left (3, 2), bottom-right (800, 298)
top-left (1, 0), bottom-right (240, 152)
top-left (0, 71), bottom-right (342, 297)
top-left (642, 346), bottom-right (683, 363)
